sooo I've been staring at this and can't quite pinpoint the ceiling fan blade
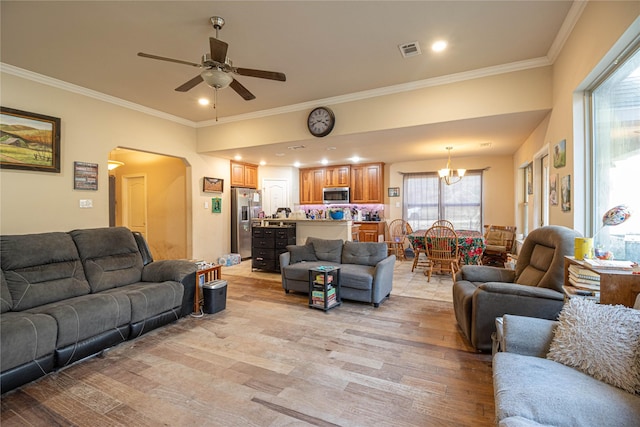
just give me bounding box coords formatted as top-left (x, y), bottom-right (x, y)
top-left (175, 74), bottom-right (204, 92)
top-left (235, 68), bottom-right (286, 81)
top-left (230, 79), bottom-right (256, 101)
top-left (137, 52), bottom-right (201, 68)
top-left (209, 37), bottom-right (228, 63)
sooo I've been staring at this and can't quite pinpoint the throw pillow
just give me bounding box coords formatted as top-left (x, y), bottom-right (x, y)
top-left (286, 244), bottom-right (318, 264)
top-left (547, 298), bottom-right (640, 394)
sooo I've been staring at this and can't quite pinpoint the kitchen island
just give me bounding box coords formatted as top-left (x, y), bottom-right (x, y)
top-left (256, 218), bottom-right (355, 245)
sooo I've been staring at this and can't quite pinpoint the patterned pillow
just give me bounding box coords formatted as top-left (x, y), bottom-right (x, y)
top-left (547, 298), bottom-right (640, 394)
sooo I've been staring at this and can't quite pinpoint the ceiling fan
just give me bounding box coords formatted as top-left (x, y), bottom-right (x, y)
top-left (137, 16), bottom-right (286, 101)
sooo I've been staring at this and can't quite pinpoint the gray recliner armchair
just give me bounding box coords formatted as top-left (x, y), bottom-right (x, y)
top-left (452, 225), bottom-right (581, 352)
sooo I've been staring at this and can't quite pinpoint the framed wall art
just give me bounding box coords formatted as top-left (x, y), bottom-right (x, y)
top-left (388, 187), bottom-right (400, 197)
top-left (0, 107), bottom-right (61, 173)
top-left (553, 139), bottom-right (566, 168)
top-left (526, 162), bottom-right (533, 195)
top-left (561, 174), bottom-right (571, 212)
top-left (212, 197), bottom-right (222, 213)
top-left (549, 173), bottom-right (558, 206)
top-left (203, 177), bottom-right (223, 193)
top-left (73, 161), bottom-right (98, 190)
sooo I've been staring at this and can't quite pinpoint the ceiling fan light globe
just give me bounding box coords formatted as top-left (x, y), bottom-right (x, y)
top-left (201, 68), bottom-right (233, 89)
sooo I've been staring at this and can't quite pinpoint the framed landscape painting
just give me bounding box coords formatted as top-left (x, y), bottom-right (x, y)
top-left (0, 107), bottom-right (61, 173)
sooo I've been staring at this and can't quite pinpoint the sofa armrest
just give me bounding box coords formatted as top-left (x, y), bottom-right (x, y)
top-left (457, 265), bottom-right (516, 283)
top-left (371, 255), bottom-right (396, 304)
top-left (478, 282), bottom-right (565, 301)
top-left (502, 314), bottom-right (558, 358)
top-left (142, 260), bottom-right (196, 283)
top-left (280, 251), bottom-right (291, 270)
top-left (142, 260), bottom-right (197, 317)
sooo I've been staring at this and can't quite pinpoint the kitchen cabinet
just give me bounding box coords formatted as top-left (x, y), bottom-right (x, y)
top-left (350, 163), bottom-right (384, 203)
top-left (300, 168), bottom-right (325, 204)
top-left (355, 221), bottom-right (385, 243)
top-left (230, 161), bottom-right (258, 188)
top-left (324, 165), bottom-right (350, 187)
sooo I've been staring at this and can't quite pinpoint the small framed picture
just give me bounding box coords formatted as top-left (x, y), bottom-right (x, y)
top-left (73, 161), bottom-right (98, 191)
top-left (526, 163), bottom-right (533, 195)
top-left (553, 139), bottom-right (566, 168)
top-left (212, 197), bottom-right (222, 213)
top-left (561, 174), bottom-right (571, 212)
top-left (549, 173), bottom-right (558, 206)
top-left (203, 177), bottom-right (223, 193)
top-left (388, 187), bottom-right (400, 197)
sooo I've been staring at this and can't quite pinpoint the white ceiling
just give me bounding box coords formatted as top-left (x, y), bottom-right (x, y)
top-left (0, 1), bottom-right (578, 166)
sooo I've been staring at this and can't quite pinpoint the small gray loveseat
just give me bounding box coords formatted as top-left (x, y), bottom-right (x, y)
top-left (0, 226), bottom-right (197, 394)
top-left (280, 237), bottom-right (395, 307)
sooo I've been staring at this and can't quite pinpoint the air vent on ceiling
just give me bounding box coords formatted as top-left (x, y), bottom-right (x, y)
top-left (399, 41), bottom-right (422, 58)
top-left (287, 145), bottom-right (306, 150)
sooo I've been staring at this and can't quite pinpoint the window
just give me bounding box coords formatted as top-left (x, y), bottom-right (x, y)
top-left (403, 171), bottom-right (483, 231)
top-left (589, 42), bottom-right (640, 263)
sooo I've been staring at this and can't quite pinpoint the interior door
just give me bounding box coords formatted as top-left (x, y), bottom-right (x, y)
top-left (263, 179), bottom-right (289, 217)
top-left (122, 174), bottom-right (147, 238)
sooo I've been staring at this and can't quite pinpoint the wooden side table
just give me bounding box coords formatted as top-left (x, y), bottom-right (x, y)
top-left (195, 265), bottom-right (222, 313)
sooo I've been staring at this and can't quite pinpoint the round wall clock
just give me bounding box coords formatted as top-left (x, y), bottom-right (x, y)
top-left (307, 107), bottom-right (335, 137)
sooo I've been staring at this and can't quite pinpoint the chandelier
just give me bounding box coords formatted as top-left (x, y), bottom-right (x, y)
top-left (438, 147), bottom-right (466, 185)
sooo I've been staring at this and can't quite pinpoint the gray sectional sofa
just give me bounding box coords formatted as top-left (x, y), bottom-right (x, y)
top-left (0, 226), bottom-right (197, 394)
top-left (494, 312), bottom-right (640, 427)
top-left (279, 237), bottom-right (395, 307)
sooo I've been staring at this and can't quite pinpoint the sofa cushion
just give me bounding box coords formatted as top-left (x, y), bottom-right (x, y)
top-left (0, 312), bottom-right (57, 372)
top-left (547, 298), bottom-right (640, 394)
top-left (1, 271), bottom-right (12, 313)
top-left (494, 352), bottom-right (640, 427)
top-left (339, 264), bottom-right (375, 290)
top-left (102, 281), bottom-right (183, 324)
top-left (282, 261), bottom-right (341, 282)
top-left (28, 292), bottom-right (132, 348)
top-left (306, 237), bottom-right (343, 263)
top-left (341, 241), bottom-right (387, 267)
top-left (70, 227), bottom-right (144, 292)
top-left (1, 232), bottom-right (90, 310)
top-left (286, 244), bottom-right (318, 264)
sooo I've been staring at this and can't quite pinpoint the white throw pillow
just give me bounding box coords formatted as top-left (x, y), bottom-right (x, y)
top-left (547, 298), bottom-right (640, 394)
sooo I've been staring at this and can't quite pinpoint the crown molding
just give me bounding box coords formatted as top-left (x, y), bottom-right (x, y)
top-left (546, 1), bottom-right (588, 63)
top-left (0, 63), bottom-right (196, 127)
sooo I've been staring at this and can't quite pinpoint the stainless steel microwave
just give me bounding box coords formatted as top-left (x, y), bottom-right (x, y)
top-left (323, 187), bottom-right (349, 204)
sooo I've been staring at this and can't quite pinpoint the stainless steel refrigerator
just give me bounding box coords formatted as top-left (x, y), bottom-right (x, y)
top-left (231, 188), bottom-right (261, 259)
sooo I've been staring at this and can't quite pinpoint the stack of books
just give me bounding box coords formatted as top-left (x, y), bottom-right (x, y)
top-left (568, 264), bottom-right (600, 298)
top-left (314, 274), bottom-right (333, 285)
top-left (311, 285), bottom-right (337, 307)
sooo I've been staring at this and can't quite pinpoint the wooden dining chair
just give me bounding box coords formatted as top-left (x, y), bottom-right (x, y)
top-left (481, 225), bottom-right (517, 267)
top-left (432, 219), bottom-right (455, 229)
top-left (385, 219), bottom-right (411, 261)
top-left (424, 225), bottom-right (459, 282)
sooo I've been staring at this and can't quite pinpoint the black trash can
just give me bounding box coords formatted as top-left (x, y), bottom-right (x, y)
top-left (202, 280), bottom-right (227, 314)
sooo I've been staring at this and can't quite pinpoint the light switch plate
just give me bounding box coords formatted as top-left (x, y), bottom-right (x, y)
top-left (79, 199), bottom-right (93, 208)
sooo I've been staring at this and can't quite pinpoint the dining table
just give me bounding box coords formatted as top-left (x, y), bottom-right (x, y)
top-left (407, 229), bottom-right (486, 265)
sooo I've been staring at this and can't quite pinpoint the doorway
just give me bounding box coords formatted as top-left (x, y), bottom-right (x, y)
top-left (108, 148), bottom-right (189, 260)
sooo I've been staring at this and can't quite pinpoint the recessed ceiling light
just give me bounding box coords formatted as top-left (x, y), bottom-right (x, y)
top-left (321, 159), bottom-right (329, 165)
top-left (234, 155), bottom-right (242, 161)
top-left (350, 156), bottom-right (361, 163)
top-left (259, 160), bottom-right (266, 166)
top-left (432, 40), bottom-right (447, 52)
top-left (293, 161), bottom-right (301, 168)
top-left (198, 98), bottom-right (210, 106)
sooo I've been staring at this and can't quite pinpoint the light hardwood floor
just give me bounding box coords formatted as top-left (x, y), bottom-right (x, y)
top-left (1, 260), bottom-right (494, 426)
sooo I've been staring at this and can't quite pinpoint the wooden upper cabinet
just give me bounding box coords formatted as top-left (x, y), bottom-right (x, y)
top-left (230, 161), bottom-right (258, 188)
top-left (300, 168), bottom-right (325, 204)
top-left (324, 165), bottom-right (350, 187)
top-left (350, 163), bottom-right (384, 203)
